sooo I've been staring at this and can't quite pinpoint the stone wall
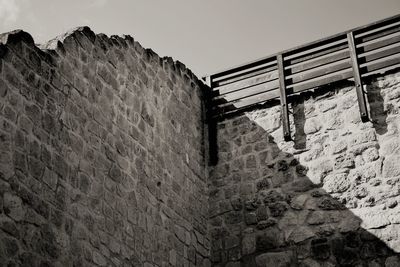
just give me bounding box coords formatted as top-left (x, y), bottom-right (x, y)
top-left (2, 25), bottom-right (400, 267)
top-left (0, 27), bottom-right (210, 266)
top-left (208, 71), bottom-right (400, 266)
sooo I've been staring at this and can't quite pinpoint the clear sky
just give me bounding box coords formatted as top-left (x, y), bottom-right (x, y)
top-left (0, 0), bottom-right (399, 76)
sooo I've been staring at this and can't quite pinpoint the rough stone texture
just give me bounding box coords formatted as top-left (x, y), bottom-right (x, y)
top-left (208, 71), bottom-right (400, 266)
top-left (0, 28), bottom-right (209, 266)
top-left (2, 26), bottom-right (400, 267)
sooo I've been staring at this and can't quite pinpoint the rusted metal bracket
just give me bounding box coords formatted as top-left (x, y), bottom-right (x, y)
top-left (277, 54), bottom-right (291, 141)
top-left (347, 32), bottom-right (369, 122)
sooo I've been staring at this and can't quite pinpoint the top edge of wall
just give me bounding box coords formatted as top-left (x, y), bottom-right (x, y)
top-left (0, 26), bottom-right (210, 93)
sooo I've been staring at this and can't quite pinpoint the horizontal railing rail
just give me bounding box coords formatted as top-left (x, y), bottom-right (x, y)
top-left (204, 14), bottom-right (400, 141)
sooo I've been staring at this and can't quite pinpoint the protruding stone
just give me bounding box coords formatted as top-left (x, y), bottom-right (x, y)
top-left (363, 147), bottom-right (379, 162)
top-left (290, 194), bottom-right (308, 210)
top-left (3, 192), bottom-right (25, 221)
top-left (332, 140), bottom-right (347, 154)
top-left (268, 202), bottom-right (288, 217)
top-left (334, 154), bottom-right (355, 169)
top-left (263, 190), bottom-right (285, 204)
top-left (307, 211), bottom-right (325, 225)
top-left (245, 198), bottom-right (260, 211)
top-left (256, 228), bottom-right (284, 251)
top-left (288, 226), bottom-right (314, 243)
top-left (323, 172), bottom-right (350, 193)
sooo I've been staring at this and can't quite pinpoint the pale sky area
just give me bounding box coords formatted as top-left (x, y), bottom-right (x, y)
top-left (0, 0), bottom-right (399, 76)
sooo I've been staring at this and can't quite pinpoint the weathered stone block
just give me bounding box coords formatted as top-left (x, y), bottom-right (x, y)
top-left (230, 196), bottom-right (243, 211)
top-left (363, 147), bottom-right (379, 162)
top-left (256, 205), bottom-right (268, 221)
top-left (349, 129), bottom-right (377, 146)
top-left (255, 251), bottom-right (294, 267)
top-left (352, 208), bottom-right (391, 229)
top-left (317, 197), bottom-right (343, 210)
top-left (307, 211), bottom-right (325, 225)
top-left (0, 217), bottom-right (19, 238)
top-left (380, 138), bottom-right (400, 155)
top-left (93, 250), bottom-right (107, 266)
top-left (323, 172), bottom-right (350, 193)
top-left (334, 154), bottom-right (355, 170)
top-left (290, 194), bottom-right (308, 210)
top-left (244, 198), bottom-right (260, 211)
top-left (256, 178), bottom-right (269, 191)
top-left (224, 211), bottom-right (242, 225)
top-left (242, 234), bottom-right (256, 255)
top-left (256, 228), bottom-right (284, 251)
top-left (288, 226), bottom-right (314, 243)
top-left (338, 216), bottom-right (360, 233)
top-left (245, 155), bottom-right (257, 169)
top-left (263, 190), bottom-right (285, 204)
top-left (268, 202), bottom-right (288, 217)
top-left (244, 212), bottom-right (257, 225)
top-left (1, 236), bottom-right (19, 257)
top-left (383, 155), bottom-right (400, 178)
top-left (42, 168), bottom-right (57, 191)
top-left (28, 156), bottom-right (45, 179)
top-left (3, 192), bottom-right (25, 221)
top-left (108, 164), bottom-right (123, 183)
top-left (304, 118), bottom-right (322, 134)
top-left (224, 235), bottom-right (240, 250)
top-left (385, 256), bottom-right (400, 267)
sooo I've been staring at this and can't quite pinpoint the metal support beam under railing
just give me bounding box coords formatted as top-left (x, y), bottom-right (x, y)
top-left (277, 54), bottom-right (291, 141)
top-left (347, 32), bottom-right (369, 122)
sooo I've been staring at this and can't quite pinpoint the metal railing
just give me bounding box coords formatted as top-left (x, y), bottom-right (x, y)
top-left (204, 14), bottom-right (400, 141)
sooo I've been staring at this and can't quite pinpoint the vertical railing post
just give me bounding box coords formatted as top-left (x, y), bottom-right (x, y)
top-left (277, 54), bottom-right (291, 141)
top-left (347, 31), bottom-right (369, 122)
top-left (205, 76), bottom-right (218, 165)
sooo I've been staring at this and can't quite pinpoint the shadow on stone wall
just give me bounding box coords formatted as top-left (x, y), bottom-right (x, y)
top-left (292, 99), bottom-right (307, 150)
top-left (209, 85), bottom-right (400, 266)
top-left (366, 82), bottom-right (388, 135)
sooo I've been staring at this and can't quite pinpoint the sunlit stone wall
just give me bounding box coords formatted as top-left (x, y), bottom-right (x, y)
top-left (208, 71), bottom-right (400, 266)
top-left (0, 28), bottom-right (210, 266)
